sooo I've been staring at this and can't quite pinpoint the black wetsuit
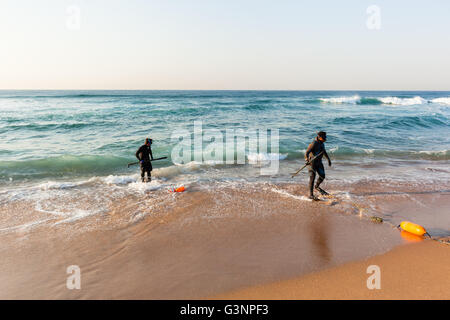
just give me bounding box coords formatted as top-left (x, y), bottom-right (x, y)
top-left (136, 144), bottom-right (154, 182)
top-left (305, 138), bottom-right (329, 196)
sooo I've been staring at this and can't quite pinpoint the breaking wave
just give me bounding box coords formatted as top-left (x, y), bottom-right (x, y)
top-left (247, 153), bottom-right (288, 164)
top-left (318, 95), bottom-right (450, 106)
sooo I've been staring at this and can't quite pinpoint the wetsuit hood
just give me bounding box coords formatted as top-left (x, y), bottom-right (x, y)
top-left (317, 131), bottom-right (327, 142)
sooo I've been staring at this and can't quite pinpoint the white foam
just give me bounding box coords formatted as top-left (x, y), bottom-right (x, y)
top-left (128, 180), bottom-right (164, 193)
top-left (103, 174), bottom-right (137, 185)
top-left (416, 149), bottom-right (448, 156)
top-left (430, 97), bottom-right (450, 105)
top-left (379, 96), bottom-right (426, 105)
top-left (319, 95), bottom-right (450, 106)
top-left (34, 197), bottom-right (107, 226)
top-left (130, 211), bottom-right (151, 223)
top-left (319, 95), bottom-right (360, 104)
top-left (329, 146), bottom-right (339, 153)
top-left (54, 209), bottom-right (100, 225)
top-left (271, 188), bottom-right (312, 201)
top-left (152, 160), bottom-right (221, 179)
top-left (247, 153), bottom-right (287, 164)
top-left (38, 181), bottom-right (79, 190)
top-left (35, 200), bottom-right (67, 216)
top-left (331, 190), bottom-right (352, 200)
top-left (0, 218), bottom-right (53, 233)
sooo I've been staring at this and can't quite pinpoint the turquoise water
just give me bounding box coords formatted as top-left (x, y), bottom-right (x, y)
top-left (1, 90), bottom-right (449, 184)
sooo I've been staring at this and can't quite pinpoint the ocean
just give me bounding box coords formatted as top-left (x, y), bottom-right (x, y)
top-left (1, 89), bottom-right (449, 229)
top-left (1, 90), bottom-right (449, 298)
top-left (1, 90), bottom-right (449, 183)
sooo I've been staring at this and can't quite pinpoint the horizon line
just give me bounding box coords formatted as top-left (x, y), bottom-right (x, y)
top-left (1, 89), bottom-right (450, 92)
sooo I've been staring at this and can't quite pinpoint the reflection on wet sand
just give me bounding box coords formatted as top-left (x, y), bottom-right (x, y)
top-left (0, 178), bottom-right (448, 299)
top-left (309, 214), bottom-right (331, 263)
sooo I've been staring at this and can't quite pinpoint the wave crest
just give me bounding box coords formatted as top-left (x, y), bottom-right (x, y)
top-left (431, 97), bottom-right (450, 105)
top-left (319, 95), bottom-right (361, 104)
top-left (247, 153), bottom-right (288, 164)
top-left (378, 96), bottom-right (427, 105)
top-left (318, 95), bottom-right (450, 105)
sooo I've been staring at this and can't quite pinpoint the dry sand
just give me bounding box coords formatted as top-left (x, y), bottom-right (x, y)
top-left (213, 239), bottom-right (450, 300)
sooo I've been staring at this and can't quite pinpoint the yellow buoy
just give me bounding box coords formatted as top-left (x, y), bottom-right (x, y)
top-left (399, 221), bottom-right (427, 236)
top-left (400, 230), bottom-right (424, 242)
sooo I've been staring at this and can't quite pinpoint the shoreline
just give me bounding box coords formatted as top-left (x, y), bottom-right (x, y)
top-left (0, 178), bottom-right (448, 299)
top-left (212, 239), bottom-right (450, 300)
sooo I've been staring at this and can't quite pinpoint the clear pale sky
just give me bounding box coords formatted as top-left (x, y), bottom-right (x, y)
top-left (1, 0), bottom-right (449, 90)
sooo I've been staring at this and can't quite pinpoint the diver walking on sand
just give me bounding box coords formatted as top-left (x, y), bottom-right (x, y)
top-left (305, 131), bottom-right (332, 200)
top-left (136, 138), bottom-right (154, 183)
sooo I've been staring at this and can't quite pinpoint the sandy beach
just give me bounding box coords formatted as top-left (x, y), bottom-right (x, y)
top-left (213, 239), bottom-right (450, 300)
top-left (0, 179), bottom-right (448, 299)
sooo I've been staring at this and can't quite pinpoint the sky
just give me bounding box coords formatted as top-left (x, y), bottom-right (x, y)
top-left (0, 0), bottom-right (449, 90)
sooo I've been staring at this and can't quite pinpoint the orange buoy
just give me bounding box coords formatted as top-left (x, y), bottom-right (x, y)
top-left (399, 221), bottom-right (427, 236)
top-left (400, 230), bottom-right (424, 242)
top-left (171, 186), bottom-right (185, 193)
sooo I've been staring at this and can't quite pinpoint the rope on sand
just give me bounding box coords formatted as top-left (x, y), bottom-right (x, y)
top-left (329, 193), bottom-right (450, 247)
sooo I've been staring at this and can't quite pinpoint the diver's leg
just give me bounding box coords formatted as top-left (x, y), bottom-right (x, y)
top-left (315, 164), bottom-right (328, 195)
top-left (140, 165), bottom-right (145, 182)
top-left (308, 168), bottom-right (317, 199)
top-left (148, 163), bottom-right (152, 183)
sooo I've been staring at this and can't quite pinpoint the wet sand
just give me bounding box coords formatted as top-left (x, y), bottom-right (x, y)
top-left (214, 239), bottom-right (450, 300)
top-left (0, 180), bottom-right (448, 299)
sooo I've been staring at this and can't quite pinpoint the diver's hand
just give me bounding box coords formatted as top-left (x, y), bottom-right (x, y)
top-left (328, 160), bottom-right (332, 167)
top-left (140, 160), bottom-right (144, 164)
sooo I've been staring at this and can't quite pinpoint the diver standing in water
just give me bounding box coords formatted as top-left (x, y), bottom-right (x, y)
top-left (136, 138), bottom-right (154, 183)
top-left (305, 131), bottom-right (332, 200)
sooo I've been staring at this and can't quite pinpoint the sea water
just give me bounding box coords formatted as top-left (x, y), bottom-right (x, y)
top-left (1, 90), bottom-right (449, 184)
top-left (0, 90), bottom-right (449, 232)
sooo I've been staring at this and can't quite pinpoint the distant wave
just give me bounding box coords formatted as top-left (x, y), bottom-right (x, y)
top-left (430, 97), bottom-right (450, 105)
top-left (326, 112), bottom-right (448, 130)
top-left (378, 96), bottom-right (427, 105)
top-left (3, 92), bottom-right (450, 106)
top-left (287, 148), bottom-right (449, 161)
top-left (331, 148), bottom-right (450, 160)
top-left (378, 115), bottom-right (448, 129)
top-left (319, 95), bottom-right (450, 106)
top-left (0, 92), bottom-right (236, 100)
top-left (0, 155), bottom-right (131, 181)
top-left (0, 94), bottom-right (135, 99)
top-left (2, 121), bottom-right (110, 133)
top-left (243, 104), bottom-right (272, 111)
top-left (1, 149), bottom-right (448, 183)
top-left (319, 95), bottom-right (362, 104)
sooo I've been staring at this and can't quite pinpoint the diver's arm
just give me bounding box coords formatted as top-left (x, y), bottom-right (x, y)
top-left (135, 146), bottom-right (142, 161)
top-left (324, 149), bottom-right (332, 166)
top-left (150, 147), bottom-right (154, 161)
top-left (305, 141), bottom-right (315, 162)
